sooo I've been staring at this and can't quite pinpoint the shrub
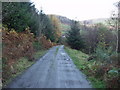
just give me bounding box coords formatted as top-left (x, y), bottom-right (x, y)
top-left (109, 53), bottom-right (118, 66)
top-left (33, 41), bottom-right (42, 51)
top-left (66, 21), bottom-right (85, 50)
top-left (95, 43), bottom-right (109, 61)
top-left (38, 35), bottom-right (57, 49)
top-left (2, 27), bottom-right (35, 84)
top-left (105, 76), bottom-right (119, 88)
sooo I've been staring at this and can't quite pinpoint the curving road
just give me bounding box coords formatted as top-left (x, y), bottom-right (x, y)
top-left (6, 45), bottom-right (92, 88)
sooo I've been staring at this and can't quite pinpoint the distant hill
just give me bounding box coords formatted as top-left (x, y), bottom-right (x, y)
top-left (47, 14), bottom-right (72, 34)
top-left (80, 18), bottom-right (109, 25)
top-left (55, 15), bottom-right (109, 26)
top-left (50, 15), bottom-right (72, 32)
top-left (56, 15), bottom-right (73, 25)
top-left (48, 14), bottom-right (72, 25)
top-left (48, 14), bottom-right (109, 34)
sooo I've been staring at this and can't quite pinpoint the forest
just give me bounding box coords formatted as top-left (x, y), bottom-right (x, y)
top-left (1, 1), bottom-right (120, 88)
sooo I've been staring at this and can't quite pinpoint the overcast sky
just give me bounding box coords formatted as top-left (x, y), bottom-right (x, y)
top-left (30, 0), bottom-right (119, 21)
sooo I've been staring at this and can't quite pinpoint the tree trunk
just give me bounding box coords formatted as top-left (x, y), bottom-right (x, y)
top-left (117, 2), bottom-right (120, 53)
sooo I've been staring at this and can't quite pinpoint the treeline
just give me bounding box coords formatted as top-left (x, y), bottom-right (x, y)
top-left (2, 2), bottom-right (61, 42)
top-left (2, 2), bottom-right (61, 85)
top-left (65, 4), bottom-right (119, 87)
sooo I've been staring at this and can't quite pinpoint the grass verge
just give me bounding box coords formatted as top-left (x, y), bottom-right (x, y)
top-left (64, 47), bottom-right (106, 88)
top-left (3, 49), bottom-right (47, 87)
top-left (34, 50), bottom-right (47, 60)
top-left (55, 46), bottom-right (59, 55)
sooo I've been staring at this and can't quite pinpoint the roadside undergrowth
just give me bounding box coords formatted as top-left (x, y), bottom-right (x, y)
top-left (2, 27), bottom-right (55, 87)
top-left (3, 50), bottom-right (47, 87)
top-left (55, 46), bottom-right (59, 55)
top-left (65, 47), bottom-right (106, 88)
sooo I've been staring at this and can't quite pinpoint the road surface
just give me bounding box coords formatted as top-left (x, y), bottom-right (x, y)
top-left (6, 45), bottom-right (92, 88)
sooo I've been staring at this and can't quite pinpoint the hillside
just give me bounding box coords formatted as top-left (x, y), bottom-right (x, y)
top-left (80, 18), bottom-right (109, 25)
top-left (48, 14), bottom-right (109, 34)
top-left (56, 15), bottom-right (72, 25)
top-left (55, 15), bottom-right (108, 25)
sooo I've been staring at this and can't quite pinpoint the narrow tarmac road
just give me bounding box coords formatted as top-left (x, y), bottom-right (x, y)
top-left (7, 45), bottom-right (92, 88)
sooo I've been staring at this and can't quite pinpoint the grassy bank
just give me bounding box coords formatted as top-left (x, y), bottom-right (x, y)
top-left (65, 47), bottom-right (106, 88)
top-left (3, 49), bottom-right (47, 87)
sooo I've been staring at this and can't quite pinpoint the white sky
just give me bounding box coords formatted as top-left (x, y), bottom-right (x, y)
top-left (30, 0), bottom-right (119, 21)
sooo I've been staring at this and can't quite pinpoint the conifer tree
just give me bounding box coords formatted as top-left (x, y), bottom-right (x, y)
top-left (66, 21), bottom-right (84, 50)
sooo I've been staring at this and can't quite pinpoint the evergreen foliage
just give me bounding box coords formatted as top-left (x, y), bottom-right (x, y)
top-left (2, 2), bottom-right (36, 32)
top-left (66, 21), bottom-right (84, 50)
top-left (2, 2), bottom-right (56, 42)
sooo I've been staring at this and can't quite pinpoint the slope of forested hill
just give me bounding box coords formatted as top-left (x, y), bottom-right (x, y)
top-left (57, 16), bottom-right (71, 33)
top-left (80, 18), bottom-right (109, 25)
top-left (47, 15), bottom-right (72, 34)
top-left (56, 15), bottom-right (72, 25)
